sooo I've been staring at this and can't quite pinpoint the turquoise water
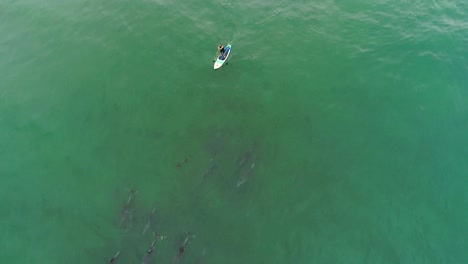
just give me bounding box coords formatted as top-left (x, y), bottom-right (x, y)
top-left (1, 0), bottom-right (467, 263)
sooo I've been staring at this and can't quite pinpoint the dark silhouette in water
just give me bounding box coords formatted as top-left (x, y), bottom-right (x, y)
top-left (196, 158), bottom-right (217, 187)
top-left (196, 248), bottom-right (207, 264)
top-left (176, 157), bottom-right (190, 168)
top-left (142, 207), bottom-right (157, 235)
top-left (237, 150), bottom-right (253, 168)
top-left (119, 189), bottom-right (136, 228)
top-left (192, 158), bottom-right (217, 194)
top-left (142, 233), bottom-right (163, 264)
top-left (234, 149), bottom-right (257, 187)
top-left (237, 161), bottom-right (256, 187)
top-left (109, 251), bottom-right (120, 264)
top-left (201, 159), bottom-right (216, 180)
top-left (173, 233), bottom-right (195, 264)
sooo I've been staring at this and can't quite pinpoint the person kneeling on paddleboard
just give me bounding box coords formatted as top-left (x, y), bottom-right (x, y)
top-left (218, 44), bottom-right (226, 59)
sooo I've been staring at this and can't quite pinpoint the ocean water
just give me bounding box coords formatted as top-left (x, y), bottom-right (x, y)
top-left (0, 0), bottom-right (467, 263)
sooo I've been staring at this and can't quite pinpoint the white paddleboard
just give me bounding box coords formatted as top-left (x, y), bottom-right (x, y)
top-left (214, 44), bottom-right (231, 70)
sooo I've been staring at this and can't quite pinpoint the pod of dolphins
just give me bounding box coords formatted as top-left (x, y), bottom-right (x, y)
top-left (108, 145), bottom-right (258, 263)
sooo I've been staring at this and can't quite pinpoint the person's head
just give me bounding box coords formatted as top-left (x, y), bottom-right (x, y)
top-left (218, 44), bottom-right (223, 48)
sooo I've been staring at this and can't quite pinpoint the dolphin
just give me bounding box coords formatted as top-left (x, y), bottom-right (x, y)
top-left (193, 159), bottom-right (217, 191)
top-left (173, 233), bottom-right (195, 264)
top-left (196, 248), bottom-right (207, 264)
top-left (142, 233), bottom-right (163, 264)
top-left (201, 159), bottom-right (217, 180)
top-left (109, 251), bottom-right (120, 264)
top-left (119, 189), bottom-right (136, 228)
top-left (237, 161), bottom-right (255, 187)
top-left (142, 207), bottom-right (157, 235)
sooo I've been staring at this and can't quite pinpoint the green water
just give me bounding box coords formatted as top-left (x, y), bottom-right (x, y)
top-left (1, 0), bottom-right (467, 263)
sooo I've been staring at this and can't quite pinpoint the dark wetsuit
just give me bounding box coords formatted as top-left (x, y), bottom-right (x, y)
top-left (218, 47), bottom-right (226, 59)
